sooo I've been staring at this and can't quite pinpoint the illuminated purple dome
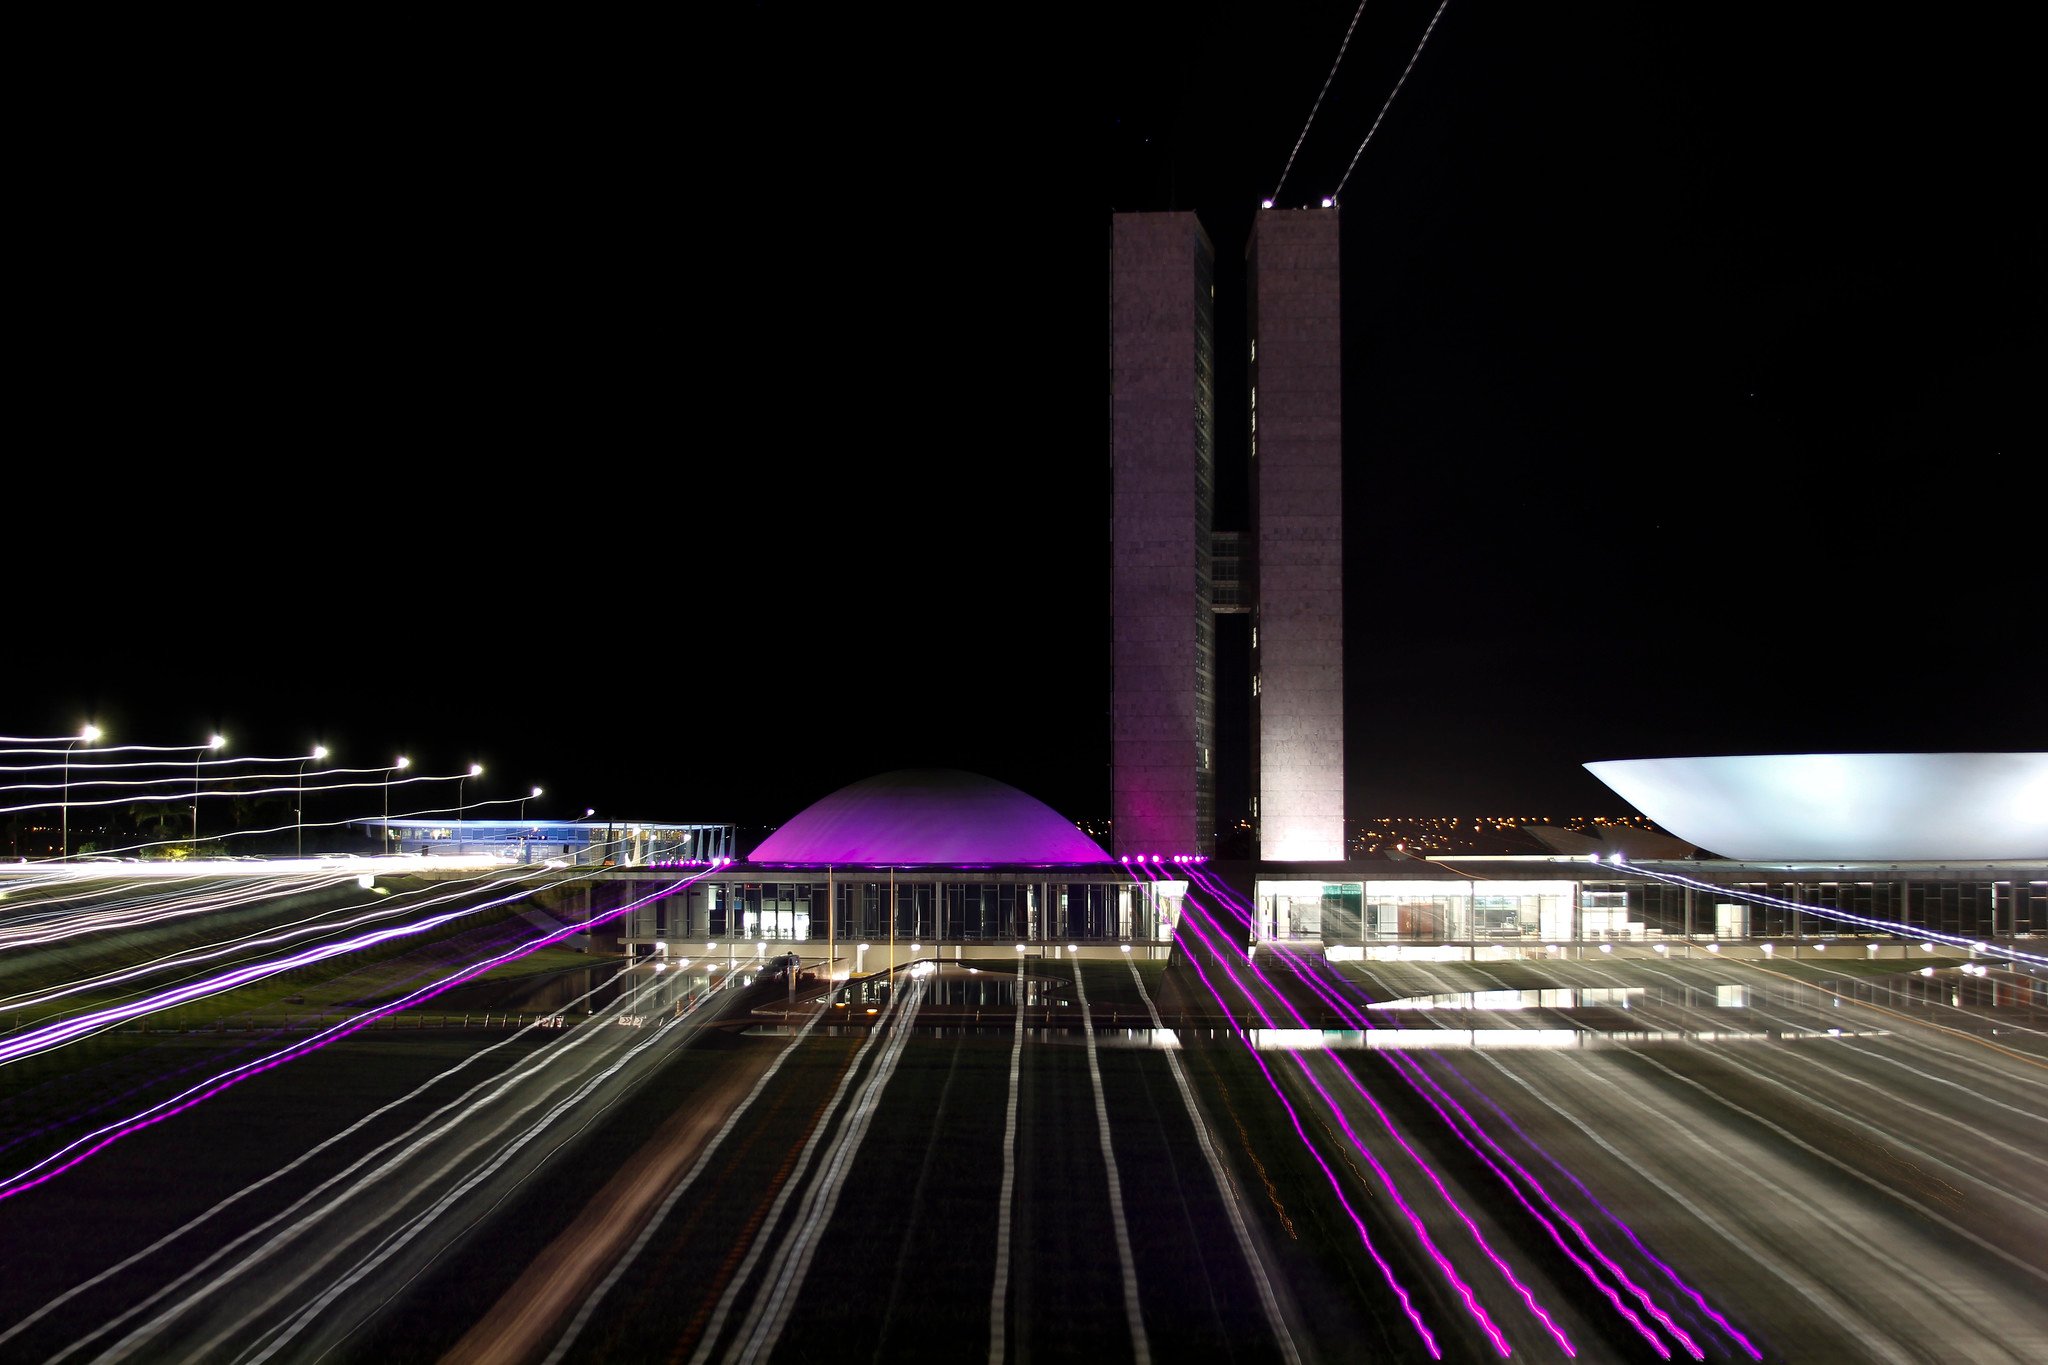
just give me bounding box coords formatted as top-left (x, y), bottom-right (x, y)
top-left (749, 770), bottom-right (1110, 866)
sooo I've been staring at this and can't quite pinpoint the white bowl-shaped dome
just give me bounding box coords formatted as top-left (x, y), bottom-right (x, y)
top-left (1585, 753), bottom-right (2048, 862)
top-left (748, 769), bottom-right (1110, 866)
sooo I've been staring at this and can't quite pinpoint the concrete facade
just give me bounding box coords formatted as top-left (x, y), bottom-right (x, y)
top-left (1110, 212), bottom-right (1216, 857)
top-left (1249, 208), bottom-right (1344, 862)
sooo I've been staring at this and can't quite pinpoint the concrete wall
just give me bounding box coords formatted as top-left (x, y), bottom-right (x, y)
top-left (1249, 209), bottom-right (1344, 861)
top-left (1111, 212), bottom-right (1215, 857)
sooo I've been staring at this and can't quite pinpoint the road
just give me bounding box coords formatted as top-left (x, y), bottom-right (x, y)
top-left (6, 884), bottom-right (2047, 1363)
top-left (1333, 950), bottom-right (2048, 1361)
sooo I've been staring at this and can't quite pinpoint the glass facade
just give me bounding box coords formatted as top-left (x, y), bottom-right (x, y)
top-left (1257, 880), bottom-right (1576, 943)
top-left (702, 878), bottom-right (1141, 945)
top-left (613, 868), bottom-right (2043, 953)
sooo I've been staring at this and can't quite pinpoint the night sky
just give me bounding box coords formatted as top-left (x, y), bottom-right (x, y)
top-left (10, 3), bottom-right (2040, 837)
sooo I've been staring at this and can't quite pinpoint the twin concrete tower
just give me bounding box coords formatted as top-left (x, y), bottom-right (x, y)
top-left (1110, 208), bottom-right (1344, 863)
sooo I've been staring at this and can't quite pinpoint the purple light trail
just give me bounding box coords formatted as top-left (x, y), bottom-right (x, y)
top-left (1170, 884), bottom-right (1579, 1357)
top-left (1166, 895), bottom-right (1444, 1358)
top-left (1160, 879), bottom-right (1517, 1357)
top-left (0, 867), bottom-right (714, 1201)
top-left (1186, 864), bottom-right (1759, 1361)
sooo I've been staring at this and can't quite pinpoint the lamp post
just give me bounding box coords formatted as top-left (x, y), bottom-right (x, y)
top-left (458, 763), bottom-right (483, 852)
top-left (382, 755), bottom-right (409, 854)
top-left (521, 786), bottom-right (542, 822)
top-left (297, 745), bottom-right (327, 858)
top-left (61, 724), bottom-right (101, 861)
top-left (193, 733), bottom-right (225, 847)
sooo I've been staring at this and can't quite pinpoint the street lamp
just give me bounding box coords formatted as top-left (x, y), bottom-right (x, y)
top-left (297, 745), bottom-right (327, 858)
top-left (383, 756), bottom-right (409, 854)
top-left (61, 723), bottom-right (101, 861)
top-left (521, 786), bottom-right (542, 822)
top-left (458, 763), bottom-right (483, 850)
top-left (193, 733), bottom-right (225, 847)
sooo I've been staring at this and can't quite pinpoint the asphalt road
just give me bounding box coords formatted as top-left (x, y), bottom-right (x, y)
top-left (1339, 952), bottom-right (2048, 1361)
top-left (7, 915), bottom-right (2046, 1364)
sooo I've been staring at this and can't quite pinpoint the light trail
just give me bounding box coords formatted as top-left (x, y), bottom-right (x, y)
top-left (0, 868), bottom-right (593, 1065)
top-left (541, 994), bottom-right (837, 1364)
top-left (1450, 1038), bottom-right (1924, 1365)
top-left (0, 752), bottom-right (320, 781)
top-left (9, 965), bottom-right (637, 1360)
top-left (1188, 864), bottom-right (1752, 1359)
top-left (0, 865), bottom-right (585, 1054)
top-left (1332, 0), bottom-right (1453, 199)
top-left (1353, 953), bottom-right (1904, 1362)
top-left (0, 868), bottom-right (706, 1200)
top-left (736, 967), bottom-right (932, 1363)
top-left (1589, 1026), bottom-right (2048, 1292)
top-left (1620, 862), bottom-right (2048, 973)
top-left (1, 901), bottom-right (476, 1062)
top-left (1167, 872), bottom-right (1567, 1348)
top-left (221, 975), bottom-right (698, 1365)
top-left (685, 961), bottom-right (924, 1365)
top-left (1168, 897), bottom-right (1443, 1358)
top-left (1267, 943), bottom-right (1695, 1358)
top-left (0, 743), bottom-right (214, 757)
top-left (1120, 955), bottom-right (1302, 1365)
top-left (0, 875), bottom-right (355, 956)
top-left (1559, 956), bottom-right (2048, 1201)
top-left (1168, 884), bottom-right (1513, 1357)
top-left (1268, 0), bottom-right (1371, 207)
top-left (29, 790), bottom-right (622, 864)
top-left (0, 766), bottom-right (468, 816)
top-left (988, 953), bottom-right (1028, 1365)
top-left (1064, 956), bottom-right (1151, 1365)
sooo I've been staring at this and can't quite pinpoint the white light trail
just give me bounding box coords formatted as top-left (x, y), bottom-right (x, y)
top-left (122, 970), bottom-right (681, 1364)
top-left (1626, 864), bottom-right (2048, 971)
top-left (543, 1005), bottom-right (834, 1364)
top-left (0, 767), bottom-right (469, 816)
top-left (1333, 0), bottom-right (1453, 199)
top-left (0, 866), bottom-right (697, 1199)
top-left (1269, 0), bottom-right (1370, 207)
top-left (3, 966), bottom-right (635, 1360)
top-left (0, 752), bottom-right (329, 779)
top-left (686, 967), bottom-right (924, 1365)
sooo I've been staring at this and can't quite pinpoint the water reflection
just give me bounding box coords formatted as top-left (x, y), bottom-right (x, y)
top-left (829, 967), bottom-right (1071, 1011)
top-left (1368, 987), bottom-right (1650, 1011)
top-left (740, 1023), bottom-right (1886, 1050)
top-left (434, 964), bottom-right (734, 1016)
top-left (1367, 974), bottom-right (2043, 1013)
